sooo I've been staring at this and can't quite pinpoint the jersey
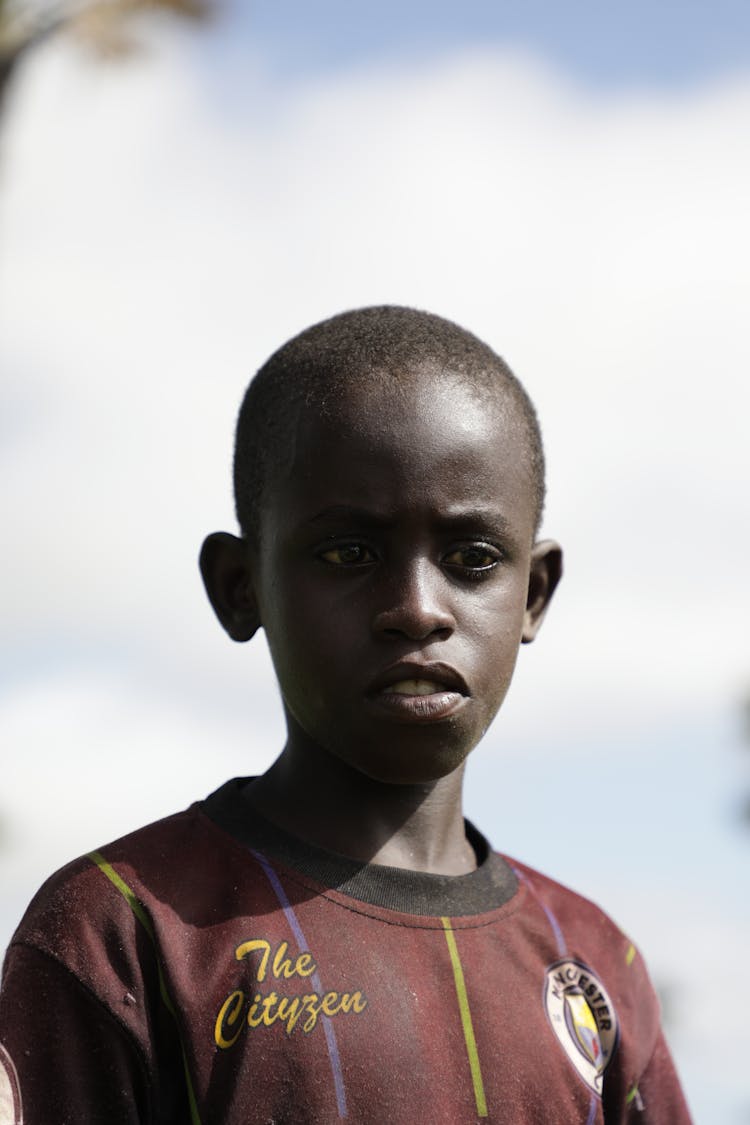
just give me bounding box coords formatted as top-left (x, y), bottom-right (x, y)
top-left (0, 777), bottom-right (692, 1124)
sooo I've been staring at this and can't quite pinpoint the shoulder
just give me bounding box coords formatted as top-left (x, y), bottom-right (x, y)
top-left (506, 856), bottom-right (634, 943)
top-left (503, 854), bottom-right (654, 990)
top-left (501, 856), bottom-right (664, 1086)
top-left (6, 782), bottom-right (255, 978)
top-left (2, 782), bottom-right (266, 1049)
top-left (0, 799), bottom-right (240, 1122)
top-left (11, 803), bottom-right (201, 942)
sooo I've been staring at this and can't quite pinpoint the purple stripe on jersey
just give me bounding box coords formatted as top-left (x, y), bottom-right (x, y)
top-left (250, 849), bottom-right (348, 1119)
top-left (511, 866), bottom-right (567, 958)
top-left (514, 866), bottom-right (604, 1121)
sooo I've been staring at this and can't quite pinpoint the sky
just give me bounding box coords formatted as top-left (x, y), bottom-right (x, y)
top-left (219, 0), bottom-right (750, 89)
top-left (1, 2), bottom-right (749, 1120)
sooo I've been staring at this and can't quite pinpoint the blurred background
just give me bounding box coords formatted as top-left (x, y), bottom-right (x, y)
top-left (1, 1), bottom-right (749, 1119)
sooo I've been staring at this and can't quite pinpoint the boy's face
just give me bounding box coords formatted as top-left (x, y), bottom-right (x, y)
top-left (209, 368), bottom-right (560, 786)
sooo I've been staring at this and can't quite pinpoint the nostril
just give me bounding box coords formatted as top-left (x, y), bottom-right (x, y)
top-left (371, 564), bottom-right (455, 640)
top-left (375, 612), bottom-right (454, 642)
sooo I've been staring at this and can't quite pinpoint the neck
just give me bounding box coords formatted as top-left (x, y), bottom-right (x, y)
top-left (246, 736), bottom-right (476, 877)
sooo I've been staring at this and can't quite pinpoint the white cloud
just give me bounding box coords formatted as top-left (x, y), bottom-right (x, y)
top-left (2, 41), bottom-right (747, 721)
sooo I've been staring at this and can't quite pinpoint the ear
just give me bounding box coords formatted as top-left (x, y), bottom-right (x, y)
top-left (522, 539), bottom-right (563, 644)
top-left (199, 532), bottom-right (260, 642)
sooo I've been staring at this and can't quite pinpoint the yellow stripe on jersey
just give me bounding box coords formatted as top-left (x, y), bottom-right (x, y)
top-left (88, 850), bottom-right (203, 1125)
top-left (441, 917), bottom-right (488, 1118)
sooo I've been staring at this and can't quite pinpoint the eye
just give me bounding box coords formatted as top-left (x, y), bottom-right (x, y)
top-left (443, 543), bottom-right (501, 574)
top-left (318, 542), bottom-right (376, 567)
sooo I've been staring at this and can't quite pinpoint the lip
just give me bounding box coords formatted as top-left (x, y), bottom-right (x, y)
top-left (368, 661), bottom-right (469, 696)
top-left (365, 661), bottom-right (469, 723)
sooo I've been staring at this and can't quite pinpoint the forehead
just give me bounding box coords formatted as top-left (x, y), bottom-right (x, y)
top-left (300, 367), bottom-right (529, 467)
top-left (269, 370), bottom-right (537, 538)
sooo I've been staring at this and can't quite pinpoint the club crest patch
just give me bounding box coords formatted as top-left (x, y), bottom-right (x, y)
top-left (0, 1042), bottom-right (23, 1125)
top-left (544, 959), bottom-right (618, 1095)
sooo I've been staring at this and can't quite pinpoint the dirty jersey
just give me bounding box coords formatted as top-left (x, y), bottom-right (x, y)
top-left (0, 778), bottom-right (691, 1124)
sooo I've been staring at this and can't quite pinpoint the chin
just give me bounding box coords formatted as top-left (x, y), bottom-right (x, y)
top-left (350, 739), bottom-right (474, 787)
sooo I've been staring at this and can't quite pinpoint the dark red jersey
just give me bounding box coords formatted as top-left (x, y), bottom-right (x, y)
top-left (0, 778), bottom-right (691, 1123)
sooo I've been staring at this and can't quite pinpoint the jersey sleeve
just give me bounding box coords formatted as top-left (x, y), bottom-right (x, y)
top-left (624, 1028), bottom-right (693, 1123)
top-left (511, 860), bottom-right (694, 1125)
top-left (598, 943), bottom-right (693, 1124)
top-left (0, 942), bottom-right (151, 1125)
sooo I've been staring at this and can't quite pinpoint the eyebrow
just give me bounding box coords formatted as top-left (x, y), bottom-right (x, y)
top-left (307, 504), bottom-right (514, 537)
top-left (433, 508), bottom-right (515, 539)
top-left (307, 505), bottom-right (392, 528)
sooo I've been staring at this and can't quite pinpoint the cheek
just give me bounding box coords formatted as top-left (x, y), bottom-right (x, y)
top-left (468, 587), bottom-right (528, 693)
top-left (262, 588), bottom-right (348, 699)
top-left (470, 578), bottom-right (528, 643)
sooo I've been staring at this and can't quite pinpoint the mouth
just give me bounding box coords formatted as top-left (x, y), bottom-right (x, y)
top-left (366, 663), bottom-right (469, 722)
top-left (388, 679), bottom-right (451, 696)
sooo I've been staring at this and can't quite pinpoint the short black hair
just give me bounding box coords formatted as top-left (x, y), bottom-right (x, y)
top-left (234, 305), bottom-right (546, 540)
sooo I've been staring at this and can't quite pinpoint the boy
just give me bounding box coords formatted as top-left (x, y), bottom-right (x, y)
top-left (0, 307), bottom-right (691, 1123)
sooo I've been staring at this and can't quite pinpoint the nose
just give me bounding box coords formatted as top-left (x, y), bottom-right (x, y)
top-left (371, 558), bottom-right (455, 642)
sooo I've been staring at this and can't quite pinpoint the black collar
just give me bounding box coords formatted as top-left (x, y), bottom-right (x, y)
top-left (201, 777), bottom-right (517, 918)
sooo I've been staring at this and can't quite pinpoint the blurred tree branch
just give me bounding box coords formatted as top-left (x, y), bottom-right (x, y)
top-left (0, 0), bottom-right (217, 113)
